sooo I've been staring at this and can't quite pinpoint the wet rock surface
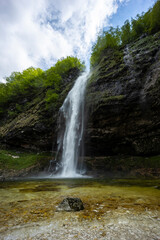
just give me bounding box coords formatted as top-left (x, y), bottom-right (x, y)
top-left (85, 32), bottom-right (160, 157)
top-left (57, 197), bottom-right (84, 212)
top-left (83, 155), bottom-right (160, 178)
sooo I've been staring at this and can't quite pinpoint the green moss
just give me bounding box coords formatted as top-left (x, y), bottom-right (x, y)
top-left (0, 149), bottom-right (51, 170)
top-left (104, 95), bottom-right (125, 101)
top-left (130, 33), bottom-right (160, 53)
top-left (88, 48), bottom-right (125, 89)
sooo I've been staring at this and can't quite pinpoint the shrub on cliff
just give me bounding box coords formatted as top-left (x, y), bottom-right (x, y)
top-left (149, 0), bottom-right (160, 33)
top-left (0, 56), bottom-right (84, 118)
top-left (90, 27), bottom-right (121, 67)
top-left (0, 67), bottom-right (44, 116)
top-left (44, 56), bottom-right (85, 110)
top-left (90, 0), bottom-right (160, 67)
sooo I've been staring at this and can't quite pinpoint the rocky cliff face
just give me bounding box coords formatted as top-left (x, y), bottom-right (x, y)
top-left (0, 68), bottom-right (80, 151)
top-left (85, 32), bottom-right (160, 157)
top-left (0, 33), bottom-right (160, 161)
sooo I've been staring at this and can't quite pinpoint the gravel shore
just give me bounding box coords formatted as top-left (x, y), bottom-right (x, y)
top-left (1, 209), bottom-right (160, 240)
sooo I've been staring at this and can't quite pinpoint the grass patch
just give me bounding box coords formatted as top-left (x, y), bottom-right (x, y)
top-left (0, 149), bottom-right (51, 170)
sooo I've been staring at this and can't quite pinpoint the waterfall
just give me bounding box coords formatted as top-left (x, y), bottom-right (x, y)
top-left (55, 71), bottom-right (89, 177)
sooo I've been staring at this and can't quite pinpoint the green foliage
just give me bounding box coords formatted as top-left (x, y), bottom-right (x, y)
top-left (131, 15), bottom-right (146, 39)
top-left (44, 56), bottom-right (84, 88)
top-left (121, 20), bottom-right (132, 44)
top-left (0, 67), bottom-right (44, 118)
top-left (90, 27), bottom-right (121, 67)
top-left (46, 90), bottom-right (59, 103)
top-left (5, 67), bottom-right (44, 96)
top-left (44, 67), bottom-right (62, 88)
top-left (5, 67), bottom-right (43, 99)
top-left (55, 56), bottom-right (85, 77)
top-left (0, 83), bottom-right (8, 106)
top-left (45, 90), bottom-right (59, 110)
top-left (43, 56), bottom-right (84, 109)
top-left (90, 0), bottom-right (160, 66)
top-left (150, 0), bottom-right (160, 33)
top-left (0, 56), bottom-right (84, 118)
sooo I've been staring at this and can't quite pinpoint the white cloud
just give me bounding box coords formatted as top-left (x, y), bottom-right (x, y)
top-left (0, 0), bottom-right (127, 81)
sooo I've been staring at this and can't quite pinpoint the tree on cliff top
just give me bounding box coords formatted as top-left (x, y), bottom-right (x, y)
top-left (0, 56), bottom-right (84, 118)
top-left (90, 0), bottom-right (160, 67)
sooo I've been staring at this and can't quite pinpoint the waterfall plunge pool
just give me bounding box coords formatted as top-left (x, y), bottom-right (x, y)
top-left (0, 178), bottom-right (160, 239)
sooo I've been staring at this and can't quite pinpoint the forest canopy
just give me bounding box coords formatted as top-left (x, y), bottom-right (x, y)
top-left (90, 0), bottom-right (160, 67)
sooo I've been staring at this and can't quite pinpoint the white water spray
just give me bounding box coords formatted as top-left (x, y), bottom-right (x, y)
top-left (55, 71), bottom-right (89, 177)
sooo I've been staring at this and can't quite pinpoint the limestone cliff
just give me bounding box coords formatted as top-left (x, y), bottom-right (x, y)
top-left (0, 32), bottom-right (160, 170)
top-left (85, 32), bottom-right (160, 157)
top-left (0, 68), bottom-right (80, 150)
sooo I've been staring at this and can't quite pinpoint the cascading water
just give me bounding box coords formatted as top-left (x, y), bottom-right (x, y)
top-left (55, 71), bottom-right (89, 177)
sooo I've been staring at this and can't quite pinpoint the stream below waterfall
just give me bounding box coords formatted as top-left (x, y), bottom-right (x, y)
top-left (0, 178), bottom-right (160, 240)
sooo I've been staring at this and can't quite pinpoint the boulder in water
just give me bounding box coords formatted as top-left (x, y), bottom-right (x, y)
top-left (56, 197), bottom-right (84, 212)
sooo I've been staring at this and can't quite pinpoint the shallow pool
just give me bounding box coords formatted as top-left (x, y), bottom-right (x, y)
top-left (0, 178), bottom-right (160, 239)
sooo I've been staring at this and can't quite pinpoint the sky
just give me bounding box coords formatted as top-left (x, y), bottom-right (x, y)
top-left (0, 0), bottom-right (157, 82)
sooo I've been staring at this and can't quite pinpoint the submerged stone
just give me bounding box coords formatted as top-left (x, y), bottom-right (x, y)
top-left (56, 197), bottom-right (84, 212)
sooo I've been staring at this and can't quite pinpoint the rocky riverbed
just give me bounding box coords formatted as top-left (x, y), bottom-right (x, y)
top-left (1, 209), bottom-right (160, 240)
top-left (0, 178), bottom-right (160, 240)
